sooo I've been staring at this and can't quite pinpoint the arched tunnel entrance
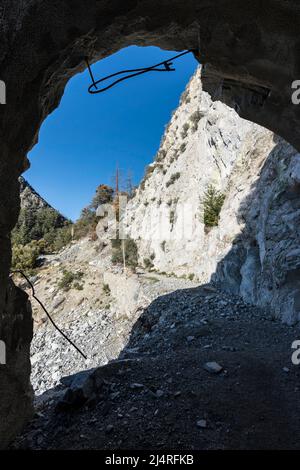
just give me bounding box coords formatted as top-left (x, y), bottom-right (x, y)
top-left (1, 0), bottom-right (300, 449)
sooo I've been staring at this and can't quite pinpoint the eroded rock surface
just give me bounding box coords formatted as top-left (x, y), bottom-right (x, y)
top-left (125, 68), bottom-right (300, 324)
top-left (0, 280), bottom-right (33, 449)
top-left (1, 0), bottom-right (300, 447)
top-left (11, 283), bottom-right (300, 450)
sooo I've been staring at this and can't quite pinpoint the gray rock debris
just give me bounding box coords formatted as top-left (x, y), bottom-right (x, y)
top-left (203, 362), bottom-right (223, 374)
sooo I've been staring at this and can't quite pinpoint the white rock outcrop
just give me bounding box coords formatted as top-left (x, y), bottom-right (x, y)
top-left (124, 68), bottom-right (300, 324)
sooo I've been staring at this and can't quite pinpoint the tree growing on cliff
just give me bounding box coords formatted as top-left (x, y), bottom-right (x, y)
top-left (111, 238), bottom-right (138, 269)
top-left (89, 184), bottom-right (114, 210)
top-left (74, 184), bottom-right (114, 239)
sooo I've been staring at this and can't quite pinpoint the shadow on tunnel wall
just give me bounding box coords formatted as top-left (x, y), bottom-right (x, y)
top-left (19, 134), bottom-right (300, 449)
top-left (44, 118), bottom-right (300, 436)
top-left (25, 280), bottom-right (300, 450)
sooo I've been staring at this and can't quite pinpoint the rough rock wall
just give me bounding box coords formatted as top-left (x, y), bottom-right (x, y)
top-left (1, 0), bottom-right (300, 446)
top-left (124, 67), bottom-right (271, 276)
top-left (19, 177), bottom-right (65, 215)
top-left (125, 69), bottom-right (300, 324)
top-left (0, 280), bottom-right (33, 449)
top-left (214, 137), bottom-right (300, 325)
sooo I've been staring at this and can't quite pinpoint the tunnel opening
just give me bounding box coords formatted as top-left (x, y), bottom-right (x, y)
top-left (11, 45), bottom-right (198, 398)
top-left (2, 1), bottom-right (300, 450)
top-left (9, 42), bottom-right (300, 451)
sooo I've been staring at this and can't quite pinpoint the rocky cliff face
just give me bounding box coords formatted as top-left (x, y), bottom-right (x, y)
top-left (124, 68), bottom-right (300, 324)
top-left (19, 177), bottom-right (49, 211)
top-left (1, 0), bottom-right (300, 447)
top-left (19, 176), bottom-right (67, 223)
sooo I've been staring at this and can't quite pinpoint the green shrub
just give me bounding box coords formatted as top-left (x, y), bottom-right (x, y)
top-left (74, 207), bottom-right (97, 240)
top-left (73, 282), bottom-right (84, 291)
top-left (12, 202), bottom-right (73, 261)
top-left (43, 225), bottom-right (72, 253)
top-left (181, 122), bottom-right (190, 139)
top-left (144, 257), bottom-right (154, 270)
top-left (12, 206), bottom-right (70, 246)
top-left (140, 165), bottom-right (157, 192)
top-left (190, 109), bottom-right (202, 132)
top-left (203, 185), bottom-right (225, 228)
top-left (58, 270), bottom-right (84, 292)
top-left (74, 183), bottom-right (115, 239)
top-left (144, 276), bottom-right (159, 284)
top-left (90, 184), bottom-right (114, 210)
top-left (103, 284), bottom-right (111, 295)
top-left (52, 226), bottom-right (73, 251)
top-left (180, 89), bottom-right (190, 104)
top-left (145, 165), bottom-right (155, 178)
top-left (12, 181), bottom-right (115, 267)
top-left (173, 150), bottom-right (179, 161)
top-left (12, 240), bottom-right (43, 273)
top-left (180, 143), bottom-right (186, 153)
top-left (166, 172), bottom-right (181, 187)
top-left (155, 149), bottom-right (167, 162)
top-left (169, 210), bottom-right (175, 226)
top-left (111, 238), bottom-right (139, 268)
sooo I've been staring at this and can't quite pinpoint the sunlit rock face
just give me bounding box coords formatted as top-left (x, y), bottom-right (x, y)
top-left (125, 68), bottom-right (300, 325)
top-left (1, 0), bottom-right (300, 446)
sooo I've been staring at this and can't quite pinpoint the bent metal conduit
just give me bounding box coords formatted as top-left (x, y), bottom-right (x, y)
top-left (86, 50), bottom-right (195, 94)
top-left (10, 270), bottom-right (87, 359)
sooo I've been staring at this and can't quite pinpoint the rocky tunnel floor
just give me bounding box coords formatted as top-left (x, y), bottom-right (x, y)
top-left (11, 284), bottom-right (300, 450)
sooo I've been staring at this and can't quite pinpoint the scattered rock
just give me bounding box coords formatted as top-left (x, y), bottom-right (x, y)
top-left (106, 424), bottom-right (114, 434)
top-left (57, 370), bottom-right (96, 410)
top-left (52, 296), bottom-right (65, 310)
top-left (187, 336), bottom-right (195, 342)
top-left (130, 383), bottom-right (144, 389)
top-left (197, 419), bottom-right (207, 429)
top-left (204, 362), bottom-right (223, 374)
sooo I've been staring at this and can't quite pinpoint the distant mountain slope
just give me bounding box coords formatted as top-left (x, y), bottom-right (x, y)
top-left (12, 177), bottom-right (70, 248)
top-left (19, 177), bottom-right (66, 222)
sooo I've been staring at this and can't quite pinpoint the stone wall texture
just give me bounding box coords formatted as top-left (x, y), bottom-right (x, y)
top-left (125, 69), bottom-right (300, 325)
top-left (1, 0), bottom-right (300, 446)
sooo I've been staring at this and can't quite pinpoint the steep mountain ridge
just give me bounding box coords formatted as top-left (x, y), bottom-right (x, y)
top-left (11, 177), bottom-right (71, 262)
top-left (19, 176), bottom-right (67, 223)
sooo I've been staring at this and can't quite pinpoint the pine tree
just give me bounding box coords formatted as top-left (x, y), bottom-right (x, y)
top-left (90, 184), bottom-right (114, 210)
top-left (203, 185), bottom-right (225, 228)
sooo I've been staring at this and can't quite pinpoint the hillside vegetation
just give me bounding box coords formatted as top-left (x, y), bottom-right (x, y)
top-left (11, 180), bottom-right (136, 273)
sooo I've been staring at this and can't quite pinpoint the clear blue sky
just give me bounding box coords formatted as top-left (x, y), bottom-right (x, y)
top-left (26, 46), bottom-right (197, 221)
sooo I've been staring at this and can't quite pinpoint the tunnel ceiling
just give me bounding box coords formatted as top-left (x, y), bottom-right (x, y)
top-left (1, 0), bottom-right (300, 158)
